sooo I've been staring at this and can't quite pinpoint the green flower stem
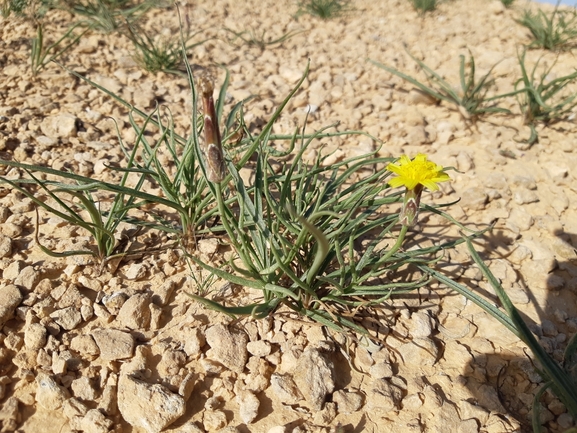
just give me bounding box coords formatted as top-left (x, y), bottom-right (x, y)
top-left (380, 224), bottom-right (409, 263)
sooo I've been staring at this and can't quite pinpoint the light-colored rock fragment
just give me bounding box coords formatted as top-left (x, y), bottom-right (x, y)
top-left (408, 311), bottom-right (434, 338)
top-left (246, 340), bottom-right (272, 357)
top-left (117, 374), bottom-right (186, 433)
top-left (24, 322), bottom-right (47, 349)
top-left (0, 397), bottom-right (20, 431)
top-left (14, 266), bottom-right (40, 291)
top-left (116, 293), bottom-right (151, 330)
top-left (292, 347), bottom-right (335, 410)
top-left (398, 337), bottom-right (438, 366)
top-left (71, 376), bottom-right (98, 401)
top-left (365, 379), bottom-right (402, 412)
top-left (236, 389), bottom-right (260, 424)
top-left (202, 410), bottom-right (227, 431)
top-left (50, 306), bottom-right (82, 330)
top-left (333, 389), bottom-right (364, 414)
top-left (40, 113), bottom-right (78, 138)
top-left (460, 187), bottom-right (487, 210)
top-left (205, 324), bottom-right (248, 373)
top-left (92, 329), bottom-right (135, 360)
top-left (36, 373), bottom-right (70, 410)
top-left (0, 285), bottom-right (23, 327)
top-left (0, 235), bottom-right (11, 258)
top-left (270, 373), bottom-right (303, 404)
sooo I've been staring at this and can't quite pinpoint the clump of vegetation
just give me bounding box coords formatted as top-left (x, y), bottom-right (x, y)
top-left (410, 0), bottom-right (436, 13)
top-left (501, 0), bottom-right (514, 8)
top-left (224, 27), bottom-right (303, 51)
top-left (370, 50), bottom-right (510, 122)
top-left (30, 22), bottom-right (87, 76)
top-left (296, 0), bottom-right (351, 19)
top-left (513, 49), bottom-right (577, 145)
top-left (517, 2), bottom-right (577, 51)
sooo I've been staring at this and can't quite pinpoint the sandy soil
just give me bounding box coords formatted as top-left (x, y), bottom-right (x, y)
top-left (1, 0), bottom-right (577, 432)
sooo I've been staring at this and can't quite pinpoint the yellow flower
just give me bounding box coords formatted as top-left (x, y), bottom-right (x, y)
top-left (387, 153), bottom-right (450, 191)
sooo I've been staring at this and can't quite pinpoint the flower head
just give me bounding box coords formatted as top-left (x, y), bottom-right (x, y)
top-left (387, 153), bottom-right (450, 191)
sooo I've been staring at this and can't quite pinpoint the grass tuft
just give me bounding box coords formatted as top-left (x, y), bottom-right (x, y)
top-left (370, 50), bottom-right (510, 122)
top-left (517, 2), bottom-right (577, 51)
top-left (410, 0), bottom-right (436, 13)
top-left (296, 0), bottom-right (351, 19)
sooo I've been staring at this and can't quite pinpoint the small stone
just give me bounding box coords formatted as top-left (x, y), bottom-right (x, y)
top-left (333, 389), bottom-right (364, 413)
top-left (202, 410), bottom-right (227, 431)
top-left (36, 373), bottom-right (70, 410)
top-left (92, 329), bottom-right (135, 361)
top-left (398, 337), bottom-right (438, 366)
top-left (456, 151), bottom-right (474, 172)
top-left (236, 390), bottom-right (260, 424)
top-left (365, 379), bottom-right (402, 412)
top-left (24, 323), bottom-right (47, 349)
top-left (552, 239), bottom-right (577, 260)
top-left (40, 113), bottom-right (78, 138)
top-left (78, 409), bottom-right (114, 433)
top-left (50, 307), bottom-right (82, 330)
top-left (460, 187), bottom-right (487, 210)
top-left (205, 324), bottom-right (248, 373)
top-left (408, 311), bottom-right (434, 338)
top-left (125, 263), bottom-right (147, 280)
top-left (513, 188), bottom-right (539, 205)
top-left (0, 285), bottom-right (23, 327)
top-left (0, 235), bottom-right (11, 258)
top-left (369, 362), bottom-right (394, 379)
top-left (117, 374), bottom-right (186, 433)
top-left (0, 397), bottom-right (20, 430)
top-left (102, 291), bottom-right (128, 315)
top-left (293, 347), bottom-right (335, 410)
top-left (14, 266), bottom-right (40, 292)
top-left (116, 293), bottom-right (151, 330)
top-left (71, 376), bottom-right (98, 401)
top-left (508, 207), bottom-right (533, 231)
top-left (270, 374), bottom-right (303, 404)
top-left (178, 372), bottom-right (195, 400)
top-left (246, 340), bottom-right (272, 357)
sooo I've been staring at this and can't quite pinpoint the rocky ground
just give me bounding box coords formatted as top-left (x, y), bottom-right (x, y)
top-left (1, 0), bottom-right (577, 432)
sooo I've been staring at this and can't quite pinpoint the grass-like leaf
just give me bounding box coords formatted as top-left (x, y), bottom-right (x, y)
top-left (370, 50), bottom-right (511, 122)
top-left (517, 2), bottom-right (577, 51)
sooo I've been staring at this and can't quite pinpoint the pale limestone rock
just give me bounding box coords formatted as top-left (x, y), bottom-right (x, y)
top-left (365, 379), bottom-right (402, 412)
top-left (14, 266), bottom-right (40, 292)
top-left (125, 263), bottom-right (147, 280)
top-left (202, 410), bottom-right (227, 431)
top-left (270, 373), bottom-right (303, 404)
top-left (292, 347), bottom-right (335, 410)
top-left (460, 187), bottom-right (487, 210)
top-left (246, 340), bottom-right (272, 357)
top-left (24, 322), bottom-right (47, 349)
top-left (92, 329), bottom-right (135, 361)
top-left (36, 373), bottom-right (70, 410)
top-left (456, 151), bottom-right (474, 172)
top-left (398, 337), bottom-right (438, 366)
top-left (40, 113), bottom-right (78, 138)
top-left (312, 401), bottom-right (337, 425)
top-left (116, 293), bottom-right (151, 330)
top-left (0, 285), bottom-right (22, 327)
top-left (71, 376), bottom-right (97, 401)
top-left (333, 389), bottom-right (364, 414)
top-left (0, 235), bottom-right (11, 258)
top-left (236, 389), bottom-right (260, 424)
top-left (205, 324), bottom-right (248, 373)
top-left (408, 311), bottom-right (434, 338)
top-left (50, 307), bottom-right (82, 330)
top-left (180, 327), bottom-right (205, 359)
top-left (513, 188), bottom-right (539, 205)
top-left (117, 374), bottom-right (186, 433)
top-left (102, 291), bottom-right (128, 315)
top-left (70, 334), bottom-right (100, 356)
top-left (0, 397), bottom-right (20, 431)
top-left (369, 362), bottom-right (394, 379)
